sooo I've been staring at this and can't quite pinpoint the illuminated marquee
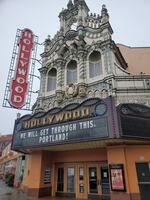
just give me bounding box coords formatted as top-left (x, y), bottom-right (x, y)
top-left (12, 98), bottom-right (117, 151)
top-left (9, 28), bottom-right (33, 108)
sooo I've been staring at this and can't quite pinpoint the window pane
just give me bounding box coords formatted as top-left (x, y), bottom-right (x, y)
top-left (67, 60), bottom-right (77, 84)
top-left (89, 167), bottom-right (98, 193)
top-left (47, 69), bottom-right (57, 91)
top-left (73, 71), bottom-right (77, 83)
top-left (95, 62), bottom-right (102, 75)
top-left (79, 168), bottom-right (84, 180)
top-left (67, 71), bottom-right (72, 84)
top-left (79, 168), bottom-right (84, 193)
top-left (47, 77), bottom-right (56, 91)
top-left (89, 51), bottom-right (102, 78)
top-left (57, 168), bottom-right (64, 192)
top-left (67, 70), bottom-right (77, 84)
top-left (67, 168), bottom-right (74, 192)
top-left (89, 62), bottom-right (94, 78)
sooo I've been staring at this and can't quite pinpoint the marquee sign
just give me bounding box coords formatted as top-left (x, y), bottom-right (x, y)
top-left (117, 103), bottom-right (150, 139)
top-left (11, 97), bottom-right (118, 151)
top-left (9, 28), bottom-right (34, 108)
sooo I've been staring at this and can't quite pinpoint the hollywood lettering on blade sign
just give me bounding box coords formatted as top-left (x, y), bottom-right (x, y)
top-left (9, 28), bottom-right (33, 108)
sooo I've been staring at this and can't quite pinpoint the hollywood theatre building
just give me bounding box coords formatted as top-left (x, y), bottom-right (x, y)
top-left (11, 1), bottom-right (150, 200)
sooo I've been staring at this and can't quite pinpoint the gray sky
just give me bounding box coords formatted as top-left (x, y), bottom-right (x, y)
top-left (0, 0), bottom-right (150, 135)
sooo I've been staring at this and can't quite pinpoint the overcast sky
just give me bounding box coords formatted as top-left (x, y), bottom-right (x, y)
top-left (0, 0), bottom-right (150, 135)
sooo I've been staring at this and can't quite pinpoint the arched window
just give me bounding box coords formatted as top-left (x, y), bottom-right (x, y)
top-left (89, 51), bottom-right (102, 78)
top-left (67, 60), bottom-right (77, 85)
top-left (47, 68), bottom-right (57, 91)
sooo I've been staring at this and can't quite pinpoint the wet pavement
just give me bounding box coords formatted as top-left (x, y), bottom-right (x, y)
top-left (0, 180), bottom-right (28, 200)
top-left (0, 180), bottom-right (77, 200)
top-left (0, 180), bottom-right (55, 200)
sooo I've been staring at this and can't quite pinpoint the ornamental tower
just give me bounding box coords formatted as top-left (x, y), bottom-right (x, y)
top-left (35, 0), bottom-right (150, 112)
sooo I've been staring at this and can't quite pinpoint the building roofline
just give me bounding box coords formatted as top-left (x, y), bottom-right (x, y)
top-left (117, 43), bottom-right (150, 49)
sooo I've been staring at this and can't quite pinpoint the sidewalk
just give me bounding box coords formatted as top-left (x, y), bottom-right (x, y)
top-left (0, 180), bottom-right (28, 200)
top-left (0, 180), bottom-right (52, 200)
top-left (0, 180), bottom-right (77, 200)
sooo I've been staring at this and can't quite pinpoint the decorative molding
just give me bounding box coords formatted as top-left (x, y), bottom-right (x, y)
top-left (65, 84), bottom-right (78, 98)
top-left (78, 83), bottom-right (87, 97)
top-left (56, 90), bottom-right (65, 103)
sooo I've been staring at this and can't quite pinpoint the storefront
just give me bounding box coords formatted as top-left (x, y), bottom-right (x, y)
top-left (39, 149), bottom-right (109, 199)
top-left (11, 97), bottom-right (150, 200)
top-left (55, 162), bottom-right (109, 199)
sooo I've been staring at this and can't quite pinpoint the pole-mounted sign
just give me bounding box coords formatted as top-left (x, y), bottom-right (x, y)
top-left (9, 28), bottom-right (34, 108)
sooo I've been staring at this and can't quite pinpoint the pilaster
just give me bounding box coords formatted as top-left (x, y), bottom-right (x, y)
top-left (38, 67), bottom-right (48, 96)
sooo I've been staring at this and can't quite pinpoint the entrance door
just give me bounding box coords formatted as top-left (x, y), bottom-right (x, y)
top-left (56, 163), bottom-right (110, 199)
top-left (56, 165), bottom-right (76, 198)
top-left (88, 164), bottom-right (110, 199)
top-left (89, 167), bottom-right (99, 193)
top-left (101, 167), bottom-right (110, 194)
top-left (76, 165), bottom-right (87, 199)
top-left (136, 162), bottom-right (150, 200)
top-left (57, 167), bottom-right (64, 192)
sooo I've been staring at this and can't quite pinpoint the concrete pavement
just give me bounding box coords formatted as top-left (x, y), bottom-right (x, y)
top-left (0, 180), bottom-right (78, 200)
top-left (0, 180), bottom-right (29, 200)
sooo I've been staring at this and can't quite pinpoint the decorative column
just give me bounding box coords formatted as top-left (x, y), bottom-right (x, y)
top-left (78, 50), bottom-right (85, 82)
top-left (38, 67), bottom-right (47, 97)
top-left (78, 49), bottom-right (87, 97)
top-left (33, 67), bottom-right (48, 112)
top-left (55, 58), bottom-right (65, 103)
top-left (101, 44), bottom-right (113, 75)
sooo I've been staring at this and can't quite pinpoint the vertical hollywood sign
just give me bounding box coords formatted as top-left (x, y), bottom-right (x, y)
top-left (9, 28), bottom-right (33, 108)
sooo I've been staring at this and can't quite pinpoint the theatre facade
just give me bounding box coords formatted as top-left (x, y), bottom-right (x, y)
top-left (11, 1), bottom-right (150, 200)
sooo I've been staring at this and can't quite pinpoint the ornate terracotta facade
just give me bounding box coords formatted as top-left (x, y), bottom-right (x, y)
top-left (33, 0), bottom-right (150, 113)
